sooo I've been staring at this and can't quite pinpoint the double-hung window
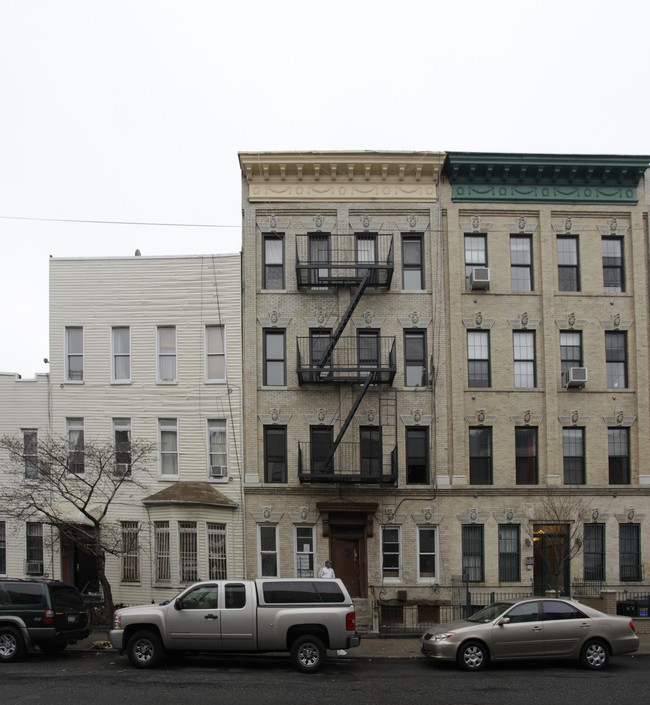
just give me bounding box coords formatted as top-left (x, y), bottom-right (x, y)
top-left (263, 235), bottom-right (284, 289)
top-left (264, 426), bottom-right (287, 483)
top-left (563, 427), bottom-right (585, 484)
top-left (121, 521), bottom-right (139, 581)
top-left (295, 526), bottom-right (315, 577)
top-left (513, 331), bottom-right (536, 388)
top-left (157, 326), bottom-right (177, 383)
top-left (510, 236), bottom-right (532, 291)
top-left (205, 325), bottom-right (226, 382)
top-left (264, 330), bottom-right (286, 386)
top-left (619, 523), bottom-right (641, 581)
top-left (179, 521), bottom-right (198, 582)
top-left (159, 419), bottom-right (179, 478)
top-left (113, 418), bottom-right (132, 477)
top-left (207, 419), bottom-right (228, 479)
top-left (418, 527), bottom-right (437, 580)
top-left (382, 527), bottom-right (401, 580)
top-left (557, 236), bottom-right (579, 291)
top-left (605, 331), bottom-right (627, 389)
top-left (26, 522), bottom-right (44, 575)
top-left (583, 523), bottom-right (605, 582)
top-left (406, 427), bottom-right (428, 484)
top-left (467, 330), bottom-right (490, 387)
top-left (602, 237), bottom-right (624, 292)
top-left (22, 429), bottom-right (38, 479)
top-left (154, 521), bottom-right (171, 583)
top-left (402, 235), bottom-right (424, 290)
top-left (464, 235), bottom-right (487, 288)
top-left (469, 427), bottom-right (492, 484)
top-left (259, 525), bottom-right (278, 577)
top-left (462, 524), bottom-right (484, 582)
top-left (404, 330), bottom-right (426, 387)
top-left (112, 327), bottom-right (131, 382)
top-left (560, 331), bottom-right (582, 378)
top-left (498, 524), bottom-right (520, 582)
top-left (515, 427), bottom-right (538, 484)
top-left (66, 418), bottom-right (85, 475)
top-left (608, 427), bottom-right (630, 485)
top-left (207, 523), bottom-right (227, 579)
top-left (65, 326), bottom-right (84, 382)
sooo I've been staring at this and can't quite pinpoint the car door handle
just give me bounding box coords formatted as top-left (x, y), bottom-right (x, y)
top-left (531, 626), bottom-right (542, 632)
top-left (204, 614), bottom-right (219, 620)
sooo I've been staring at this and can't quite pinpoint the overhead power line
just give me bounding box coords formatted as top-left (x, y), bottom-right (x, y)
top-left (0, 215), bottom-right (239, 229)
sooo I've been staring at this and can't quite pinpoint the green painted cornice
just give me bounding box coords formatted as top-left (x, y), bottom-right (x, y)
top-left (445, 152), bottom-right (650, 204)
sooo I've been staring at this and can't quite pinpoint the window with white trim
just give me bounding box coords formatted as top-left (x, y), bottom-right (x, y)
top-left (159, 419), bottom-right (179, 477)
top-left (26, 522), bottom-right (44, 576)
top-left (205, 325), bottom-right (226, 382)
top-left (382, 526), bottom-right (401, 580)
top-left (513, 331), bottom-right (536, 388)
top-left (22, 429), bottom-right (38, 479)
top-left (418, 526), bottom-right (437, 580)
top-left (295, 526), bottom-right (314, 577)
top-left (0, 521), bottom-right (6, 575)
top-left (65, 326), bottom-right (84, 382)
top-left (112, 326), bottom-right (131, 382)
top-left (207, 419), bottom-right (228, 480)
top-left (157, 326), bottom-right (177, 383)
top-left (154, 521), bottom-right (171, 583)
top-left (66, 418), bottom-right (85, 475)
top-left (207, 522), bottom-right (227, 579)
top-left (179, 521), bottom-right (198, 582)
top-left (259, 525), bottom-right (278, 577)
top-left (121, 521), bottom-right (139, 582)
top-left (113, 418), bottom-right (132, 477)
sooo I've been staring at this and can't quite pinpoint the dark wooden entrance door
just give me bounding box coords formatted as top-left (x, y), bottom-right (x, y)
top-left (331, 536), bottom-right (362, 597)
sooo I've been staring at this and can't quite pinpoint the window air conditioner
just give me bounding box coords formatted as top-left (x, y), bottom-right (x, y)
top-left (115, 463), bottom-right (131, 476)
top-left (25, 561), bottom-right (43, 575)
top-left (210, 465), bottom-right (227, 478)
top-left (564, 367), bottom-right (588, 388)
top-left (469, 267), bottom-right (490, 289)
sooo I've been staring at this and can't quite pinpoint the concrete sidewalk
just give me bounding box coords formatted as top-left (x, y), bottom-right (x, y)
top-left (73, 629), bottom-right (650, 659)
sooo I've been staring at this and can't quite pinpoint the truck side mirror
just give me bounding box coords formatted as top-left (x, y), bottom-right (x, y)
top-left (174, 599), bottom-right (182, 611)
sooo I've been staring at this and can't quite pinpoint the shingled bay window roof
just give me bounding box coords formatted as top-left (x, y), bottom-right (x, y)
top-left (142, 481), bottom-right (237, 508)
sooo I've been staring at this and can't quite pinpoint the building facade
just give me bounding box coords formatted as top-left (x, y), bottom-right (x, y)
top-left (240, 151), bottom-right (650, 629)
top-left (0, 254), bottom-right (244, 606)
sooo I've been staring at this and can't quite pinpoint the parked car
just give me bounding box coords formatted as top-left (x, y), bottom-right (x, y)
top-left (0, 579), bottom-right (90, 662)
top-left (420, 598), bottom-right (639, 671)
top-left (110, 579), bottom-right (360, 672)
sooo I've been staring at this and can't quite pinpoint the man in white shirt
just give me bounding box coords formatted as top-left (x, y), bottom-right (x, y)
top-left (318, 559), bottom-right (335, 578)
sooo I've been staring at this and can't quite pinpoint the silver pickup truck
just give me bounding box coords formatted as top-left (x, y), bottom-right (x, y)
top-left (109, 578), bottom-right (360, 672)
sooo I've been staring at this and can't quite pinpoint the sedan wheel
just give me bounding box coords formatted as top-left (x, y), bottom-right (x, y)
top-left (581, 640), bottom-right (609, 670)
top-left (457, 640), bottom-right (488, 671)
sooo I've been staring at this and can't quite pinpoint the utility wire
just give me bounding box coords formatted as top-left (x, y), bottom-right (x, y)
top-left (0, 214), bottom-right (239, 229)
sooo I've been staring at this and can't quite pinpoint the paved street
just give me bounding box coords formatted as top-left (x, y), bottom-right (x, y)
top-left (2, 650), bottom-right (649, 705)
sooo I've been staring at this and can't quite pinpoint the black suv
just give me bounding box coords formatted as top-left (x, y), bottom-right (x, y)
top-left (0, 579), bottom-right (90, 662)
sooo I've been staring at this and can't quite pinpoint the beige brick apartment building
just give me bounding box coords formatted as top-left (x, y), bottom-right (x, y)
top-left (239, 151), bottom-right (650, 628)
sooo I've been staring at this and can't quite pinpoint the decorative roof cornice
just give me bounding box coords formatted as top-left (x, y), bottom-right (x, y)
top-left (445, 152), bottom-right (650, 204)
top-left (239, 151), bottom-right (445, 203)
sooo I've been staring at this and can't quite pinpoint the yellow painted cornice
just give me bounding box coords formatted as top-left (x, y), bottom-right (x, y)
top-left (238, 151), bottom-right (445, 203)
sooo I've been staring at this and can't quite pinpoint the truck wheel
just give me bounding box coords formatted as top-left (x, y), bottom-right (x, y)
top-left (291, 635), bottom-right (326, 673)
top-left (0, 626), bottom-right (26, 663)
top-left (127, 630), bottom-right (164, 668)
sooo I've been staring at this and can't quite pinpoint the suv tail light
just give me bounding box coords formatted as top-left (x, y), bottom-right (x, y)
top-left (346, 611), bottom-right (356, 631)
top-left (44, 609), bottom-right (54, 625)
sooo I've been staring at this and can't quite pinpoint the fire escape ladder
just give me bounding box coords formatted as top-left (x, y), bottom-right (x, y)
top-left (317, 273), bottom-right (369, 368)
top-left (323, 373), bottom-right (375, 471)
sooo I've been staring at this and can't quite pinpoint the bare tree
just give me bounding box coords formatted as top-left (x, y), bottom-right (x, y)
top-left (0, 433), bottom-right (154, 625)
top-left (526, 487), bottom-right (591, 597)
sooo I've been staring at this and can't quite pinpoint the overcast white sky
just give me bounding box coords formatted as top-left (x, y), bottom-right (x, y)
top-left (1, 0), bottom-right (649, 377)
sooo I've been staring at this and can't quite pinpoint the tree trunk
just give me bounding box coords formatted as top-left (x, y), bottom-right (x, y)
top-left (92, 527), bottom-right (115, 628)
